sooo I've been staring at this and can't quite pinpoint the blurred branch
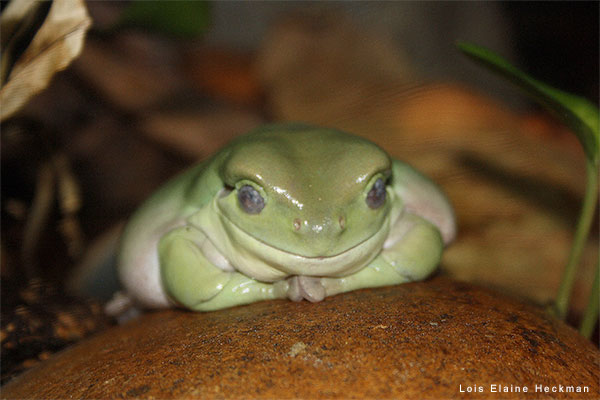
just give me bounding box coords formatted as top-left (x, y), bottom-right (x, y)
top-left (458, 42), bottom-right (599, 328)
top-left (554, 159), bottom-right (598, 323)
top-left (21, 159), bottom-right (55, 279)
top-left (55, 154), bottom-right (84, 259)
top-left (20, 153), bottom-right (85, 278)
top-left (579, 262), bottom-right (599, 339)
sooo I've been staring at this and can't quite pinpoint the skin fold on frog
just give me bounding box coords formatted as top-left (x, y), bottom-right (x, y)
top-left (117, 123), bottom-right (456, 312)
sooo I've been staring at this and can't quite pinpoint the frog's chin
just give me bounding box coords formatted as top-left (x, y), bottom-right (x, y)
top-left (190, 204), bottom-right (390, 282)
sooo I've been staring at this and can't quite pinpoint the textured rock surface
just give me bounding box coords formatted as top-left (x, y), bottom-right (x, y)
top-left (2, 276), bottom-right (598, 399)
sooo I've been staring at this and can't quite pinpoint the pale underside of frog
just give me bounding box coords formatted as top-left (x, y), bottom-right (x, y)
top-left (117, 124), bottom-right (456, 312)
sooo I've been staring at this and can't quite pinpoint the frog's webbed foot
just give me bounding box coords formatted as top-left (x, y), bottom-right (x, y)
top-left (287, 276), bottom-right (326, 302)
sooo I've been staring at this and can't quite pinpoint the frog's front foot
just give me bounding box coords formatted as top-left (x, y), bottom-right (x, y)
top-left (287, 276), bottom-right (326, 302)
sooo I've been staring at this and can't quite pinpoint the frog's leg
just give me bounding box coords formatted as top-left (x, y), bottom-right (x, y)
top-left (320, 213), bottom-right (443, 298)
top-left (380, 213), bottom-right (444, 282)
top-left (159, 226), bottom-right (288, 311)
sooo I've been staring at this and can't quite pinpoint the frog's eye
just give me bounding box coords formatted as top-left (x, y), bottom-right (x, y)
top-left (366, 178), bottom-right (386, 209)
top-left (238, 185), bottom-right (265, 214)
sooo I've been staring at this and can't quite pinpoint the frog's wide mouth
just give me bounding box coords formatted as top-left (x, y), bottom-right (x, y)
top-left (204, 209), bottom-right (390, 280)
top-left (218, 210), bottom-right (376, 259)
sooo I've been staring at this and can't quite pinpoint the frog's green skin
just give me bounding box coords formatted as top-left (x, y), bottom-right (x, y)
top-left (117, 124), bottom-right (455, 311)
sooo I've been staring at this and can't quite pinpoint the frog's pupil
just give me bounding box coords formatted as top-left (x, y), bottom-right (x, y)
top-left (366, 178), bottom-right (386, 209)
top-left (238, 185), bottom-right (265, 214)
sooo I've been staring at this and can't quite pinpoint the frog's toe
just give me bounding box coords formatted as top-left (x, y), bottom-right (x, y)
top-left (287, 276), bottom-right (303, 302)
top-left (300, 276), bottom-right (326, 302)
top-left (288, 276), bottom-right (326, 302)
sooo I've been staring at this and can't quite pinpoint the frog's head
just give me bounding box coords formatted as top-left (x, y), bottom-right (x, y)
top-left (207, 124), bottom-right (396, 274)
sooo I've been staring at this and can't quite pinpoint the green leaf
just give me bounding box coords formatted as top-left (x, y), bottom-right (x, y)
top-left (118, 0), bottom-right (211, 39)
top-left (457, 41), bottom-right (599, 165)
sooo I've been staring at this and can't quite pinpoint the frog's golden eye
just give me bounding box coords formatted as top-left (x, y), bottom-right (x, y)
top-left (238, 185), bottom-right (265, 214)
top-left (366, 178), bottom-right (386, 209)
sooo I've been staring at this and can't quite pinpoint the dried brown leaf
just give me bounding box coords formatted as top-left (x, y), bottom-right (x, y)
top-left (0, 0), bottom-right (91, 121)
top-left (1, 1), bottom-right (49, 82)
top-left (1, 0), bottom-right (40, 44)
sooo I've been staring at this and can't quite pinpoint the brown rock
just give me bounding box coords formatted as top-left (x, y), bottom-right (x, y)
top-left (2, 276), bottom-right (598, 399)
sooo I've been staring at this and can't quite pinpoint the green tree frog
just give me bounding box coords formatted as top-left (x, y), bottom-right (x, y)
top-left (117, 124), bottom-right (455, 311)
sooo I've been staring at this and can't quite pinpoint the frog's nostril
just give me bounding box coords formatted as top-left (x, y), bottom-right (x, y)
top-left (293, 218), bottom-right (302, 231)
top-left (293, 216), bottom-right (344, 235)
